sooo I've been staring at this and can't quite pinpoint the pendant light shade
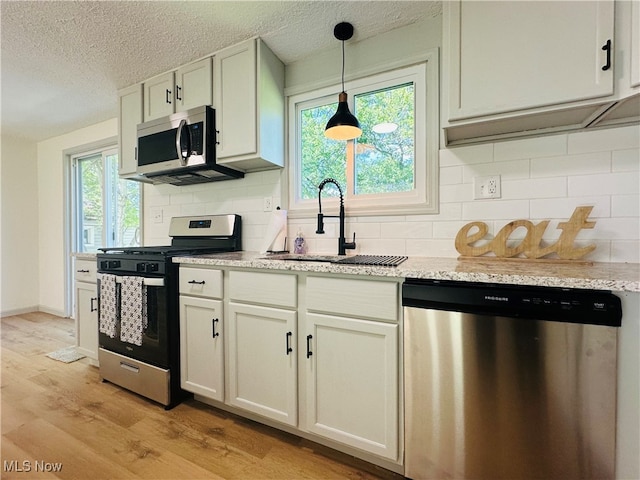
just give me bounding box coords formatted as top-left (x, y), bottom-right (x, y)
top-left (325, 91), bottom-right (362, 140)
top-left (324, 22), bottom-right (362, 141)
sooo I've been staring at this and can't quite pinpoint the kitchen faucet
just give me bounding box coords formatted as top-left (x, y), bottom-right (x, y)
top-left (316, 178), bottom-right (356, 255)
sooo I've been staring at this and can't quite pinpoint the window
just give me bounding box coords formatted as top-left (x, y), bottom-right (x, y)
top-left (73, 148), bottom-right (141, 252)
top-left (288, 60), bottom-right (438, 216)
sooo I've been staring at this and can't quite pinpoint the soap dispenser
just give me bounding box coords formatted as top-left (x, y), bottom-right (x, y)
top-left (293, 230), bottom-right (307, 254)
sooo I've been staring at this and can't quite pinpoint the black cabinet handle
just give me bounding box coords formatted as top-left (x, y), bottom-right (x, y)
top-left (76, 269), bottom-right (90, 273)
top-left (166, 89), bottom-right (172, 104)
top-left (212, 318), bottom-right (219, 338)
top-left (286, 332), bottom-right (293, 355)
top-left (602, 39), bottom-right (612, 71)
top-left (306, 334), bottom-right (313, 358)
top-left (176, 85), bottom-right (182, 101)
top-left (188, 280), bottom-right (205, 285)
top-left (90, 297), bottom-right (98, 312)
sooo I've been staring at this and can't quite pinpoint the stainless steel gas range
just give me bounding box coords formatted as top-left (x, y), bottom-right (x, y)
top-left (96, 214), bottom-right (241, 408)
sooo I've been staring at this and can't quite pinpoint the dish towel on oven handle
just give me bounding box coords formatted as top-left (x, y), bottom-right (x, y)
top-left (98, 273), bottom-right (117, 338)
top-left (120, 276), bottom-right (147, 346)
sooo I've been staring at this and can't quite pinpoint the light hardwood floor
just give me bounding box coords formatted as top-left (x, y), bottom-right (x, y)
top-left (1, 312), bottom-right (404, 480)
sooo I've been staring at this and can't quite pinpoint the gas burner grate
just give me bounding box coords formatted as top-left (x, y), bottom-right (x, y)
top-left (335, 255), bottom-right (408, 267)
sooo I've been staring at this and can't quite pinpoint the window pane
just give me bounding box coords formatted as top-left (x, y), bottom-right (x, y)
top-left (106, 153), bottom-right (141, 248)
top-left (300, 101), bottom-right (347, 199)
top-left (354, 83), bottom-right (415, 195)
top-left (78, 154), bottom-right (103, 253)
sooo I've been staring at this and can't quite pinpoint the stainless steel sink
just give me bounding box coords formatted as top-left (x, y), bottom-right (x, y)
top-left (260, 254), bottom-right (407, 267)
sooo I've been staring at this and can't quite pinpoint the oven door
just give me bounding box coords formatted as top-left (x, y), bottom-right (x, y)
top-left (98, 275), bottom-right (173, 369)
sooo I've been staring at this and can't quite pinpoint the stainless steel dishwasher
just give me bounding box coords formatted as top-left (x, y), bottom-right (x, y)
top-left (402, 279), bottom-right (622, 480)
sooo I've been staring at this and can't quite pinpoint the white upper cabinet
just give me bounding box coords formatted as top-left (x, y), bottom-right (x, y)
top-left (443, 0), bottom-right (639, 145)
top-left (214, 38), bottom-right (285, 172)
top-left (446, 0), bottom-right (614, 121)
top-left (175, 58), bottom-right (213, 112)
top-left (143, 57), bottom-right (212, 121)
top-left (118, 84), bottom-right (144, 178)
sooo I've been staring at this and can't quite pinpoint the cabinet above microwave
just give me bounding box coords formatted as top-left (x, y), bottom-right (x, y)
top-left (442, 0), bottom-right (639, 146)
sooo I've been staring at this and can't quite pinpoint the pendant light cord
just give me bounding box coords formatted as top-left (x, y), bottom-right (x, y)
top-left (341, 39), bottom-right (345, 93)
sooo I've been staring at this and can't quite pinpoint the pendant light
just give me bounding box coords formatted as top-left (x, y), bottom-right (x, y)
top-left (324, 22), bottom-right (362, 141)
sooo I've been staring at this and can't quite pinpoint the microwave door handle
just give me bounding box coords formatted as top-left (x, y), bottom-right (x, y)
top-left (175, 119), bottom-right (189, 166)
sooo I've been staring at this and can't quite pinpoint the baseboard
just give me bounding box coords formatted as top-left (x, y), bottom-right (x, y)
top-left (0, 306), bottom-right (67, 318)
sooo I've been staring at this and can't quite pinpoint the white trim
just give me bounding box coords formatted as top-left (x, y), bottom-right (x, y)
top-left (286, 49), bottom-right (439, 219)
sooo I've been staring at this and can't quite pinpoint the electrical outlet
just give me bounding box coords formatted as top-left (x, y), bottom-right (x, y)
top-left (474, 175), bottom-right (502, 199)
top-left (152, 208), bottom-right (163, 224)
top-left (263, 196), bottom-right (273, 212)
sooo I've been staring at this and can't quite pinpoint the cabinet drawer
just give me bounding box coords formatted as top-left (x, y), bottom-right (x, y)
top-left (307, 277), bottom-right (398, 322)
top-left (229, 271), bottom-right (296, 308)
top-left (75, 259), bottom-right (97, 283)
top-left (179, 267), bottom-right (223, 298)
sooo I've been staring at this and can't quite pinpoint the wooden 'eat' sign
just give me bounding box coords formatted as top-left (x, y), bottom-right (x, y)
top-left (455, 206), bottom-right (597, 260)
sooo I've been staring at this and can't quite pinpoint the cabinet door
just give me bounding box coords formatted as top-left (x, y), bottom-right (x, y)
top-left (118, 84), bottom-right (143, 177)
top-left (631, 0), bottom-right (640, 88)
top-left (144, 72), bottom-right (174, 121)
top-left (176, 57), bottom-right (212, 112)
top-left (75, 281), bottom-right (98, 362)
top-left (213, 40), bottom-right (257, 159)
top-left (179, 296), bottom-right (224, 401)
top-left (446, 0), bottom-right (614, 120)
top-left (305, 313), bottom-right (398, 460)
top-left (227, 302), bottom-right (297, 426)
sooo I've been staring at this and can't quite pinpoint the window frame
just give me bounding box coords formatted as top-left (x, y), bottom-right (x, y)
top-left (286, 52), bottom-right (439, 218)
top-left (71, 146), bottom-right (142, 253)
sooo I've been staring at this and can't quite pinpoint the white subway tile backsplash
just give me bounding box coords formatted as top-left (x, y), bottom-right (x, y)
top-left (530, 151), bottom-right (611, 178)
top-left (462, 199), bottom-right (529, 221)
top-left (612, 195), bottom-right (640, 217)
top-left (530, 197), bottom-right (610, 219)
top-left (439, 143), bottom-right (494, 166)
top-left (501, 177), bottom-right (566, 200)
top-left (569, 172), bottom-right (640, 197)
top-left (494, 134), bottom-right (567, 161)
top-left (612, 148), bottom-right (640, 172)
top-left (142, 126), bottom-right (638, 262)
top-left (461, 159), bottom-right (530, 183)
top-left (568, 125), bottom-right (640, 154)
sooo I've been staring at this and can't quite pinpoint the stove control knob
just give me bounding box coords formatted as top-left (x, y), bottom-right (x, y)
top-left (136, 262), bottom-right (147, 272)
top-left (109, 260), bottom-right (121, 269)
top-left (147, 263), bottom-right (159, 272)
top-left (100, 261), bottom-right (109, 270)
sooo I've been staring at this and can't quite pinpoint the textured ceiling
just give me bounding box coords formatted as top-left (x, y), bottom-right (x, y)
top-left (0, 0), bottom-right (441, 142)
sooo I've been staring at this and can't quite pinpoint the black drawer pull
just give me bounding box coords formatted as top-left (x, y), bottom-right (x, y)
top-left (212, 318), bottom-right (219, 338)
top-left (76, 269), bottom-right (90, 273)
top-left (188, 280), bottom-right (206, 285)
top-left (601, 39), bottom-right (612, 71)
top-left (306, 334), bottom-right (313, 358)
top-left (286, 331), bottom-right (293, 355)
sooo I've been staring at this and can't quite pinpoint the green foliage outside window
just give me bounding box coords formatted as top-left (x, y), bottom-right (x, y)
top-left (299, 83), bottom-right (415, 200)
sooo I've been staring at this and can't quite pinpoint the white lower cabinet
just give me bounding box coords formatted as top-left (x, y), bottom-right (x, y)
top-left (179, 296), bottom-right (224, 401)
top-left (178, 266), bottom-right (401, 467)
top-left (179, 267), bottom-right (224, 400)
top-left (226, 302), bottom-right (297, 426)
top-left (74, 259), bottom-right (98, 365)
top-left (304, 313), bottom-right (398, 460)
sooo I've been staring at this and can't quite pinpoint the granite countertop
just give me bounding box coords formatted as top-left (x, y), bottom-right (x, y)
top-left (174, 252), bottom-right (640, 293)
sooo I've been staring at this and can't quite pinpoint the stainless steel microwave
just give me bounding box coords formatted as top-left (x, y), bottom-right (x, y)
top-left (136, 105), bottom-right (243, 186)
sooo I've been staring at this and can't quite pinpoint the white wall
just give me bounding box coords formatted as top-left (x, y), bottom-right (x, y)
top-left (36, 118), bottom-right (117, 316)
top-left (0, 135), bottom-right (39, 315)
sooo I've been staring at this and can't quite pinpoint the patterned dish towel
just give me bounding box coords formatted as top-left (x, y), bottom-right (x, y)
top-left (120, 276), bottom-right (147, 346)
top-left (98, 273), bottom-right (117, 338)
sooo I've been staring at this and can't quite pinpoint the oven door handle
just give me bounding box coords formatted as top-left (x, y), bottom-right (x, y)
top-left (114, 277), bottom-right (165, 287)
